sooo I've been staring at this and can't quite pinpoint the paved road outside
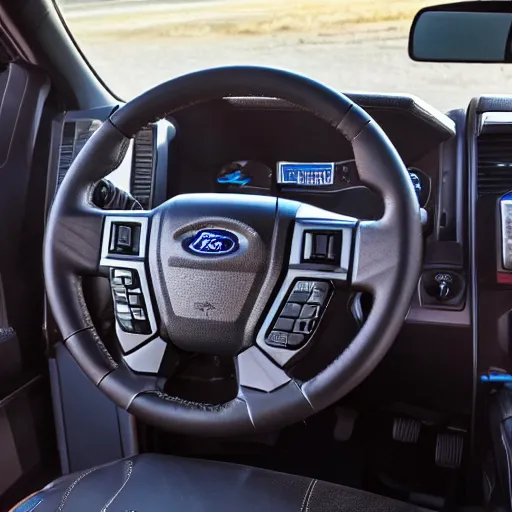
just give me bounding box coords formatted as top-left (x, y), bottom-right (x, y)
top-left (60, 0), bottom-right (512, 112)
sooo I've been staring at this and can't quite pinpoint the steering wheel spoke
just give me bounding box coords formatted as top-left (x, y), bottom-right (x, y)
top-left (351, 219), bottom-right (401, 294)
top-left (255, 203), bottom-right (358, 367)
top-left (236, 346), bottom-right (291, 393)
top-left (98, 212), bottom-right (161, 359)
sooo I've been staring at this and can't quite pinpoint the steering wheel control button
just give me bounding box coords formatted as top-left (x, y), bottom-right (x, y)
top-left (303, 231), bottom-right (341, 264)
top-left (113, 269), bottom-right (134, 286)
top-left (109, 223), bottom-right (141, 255)
top-left (267, 331), bottom-right (289, 347)
top-left (116, 303), bottom-right (131, 315)
top-left (110, 268), bottom-right (151, 335)
top-left (274, 317), bottom-right (295, 332)
top-left (132, 308), bottom-right (146, 321)
top-left (300, 304), bottom-right (319, 319)
top-left (293, 281), bottom-right (315, 293)
top-left (265, 280), bottom-right (332, 350)
top-left (128, 294), bottom-right (142, 306)
top-left (267, 331), bottom-right (306, 349)
top-left (113, 287), bottom-right (128, 304)
top-left (281, 302), bottom-right (301, 318)
top-left (118, 318), bottom-right (134, 332)
top-left (293, 319), bottom-right (316, 334)
top-left (308, 282), bottom-right (330, 306)
top-left (286, 333), bottom-right (306, 348)
top-left (289, 281), bottom-right (315, 303)
top-left (289, 291), bottom-right (310, 303)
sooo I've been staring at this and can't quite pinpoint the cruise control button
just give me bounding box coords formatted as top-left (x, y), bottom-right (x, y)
top-left (267, 331), bottom-right (289, 347)
top-left (281, 302), bottom-right (301, 318)
top-left (118, 318), bottom-right (134, 332)
top-left (116, 303), bottom-right (131, 315)
top-left (274, 317), bottom-right (295, 332)
top-left (293, 281), bottom-right (315, 293)
top-left (114, 269), bottom-right (134, 286)
top-left (312, 281), bottom-right (330, 292)
top-left (293, 319), bottom-right (316, 334)
top-left (289, 291), bottom-right (310, 304)
top-left (300, 304), bottom-right (319, 319)
top-left (308, 283), bottom-right (329, 306)
top-left (132, 308), bottom-right (147, 321)
top-left (113, 287), bottom-right (128, 304)
top-left (128, 294), bottom-right (142, 306)
top-left (287, 333), bottom-right (305, 348)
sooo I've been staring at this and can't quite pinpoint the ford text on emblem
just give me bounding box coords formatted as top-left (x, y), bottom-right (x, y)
top-left (184, 229), bottom-right (239, 256)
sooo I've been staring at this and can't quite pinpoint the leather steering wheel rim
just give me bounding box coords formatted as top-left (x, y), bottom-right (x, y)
top-left (44, 66), bottom-right (422, 436)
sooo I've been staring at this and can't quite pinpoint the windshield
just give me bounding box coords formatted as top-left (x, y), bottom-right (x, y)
top-left (57, 0), bottom-right (512, 112)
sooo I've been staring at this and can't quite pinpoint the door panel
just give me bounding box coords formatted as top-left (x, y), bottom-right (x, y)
top-left (0, 60), bottom-right (58, 509)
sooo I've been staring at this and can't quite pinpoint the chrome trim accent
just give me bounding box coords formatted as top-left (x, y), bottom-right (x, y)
top-left (479, 111), bottom-right (512, 134)
top-left (237, 346), bottom-right (290, 392)
top-left (256, 204), bottom-right (357, 367)
top-left (100, 214), bottom-right (159, 355)
top-left (123, 337), bottom-right (167, 374)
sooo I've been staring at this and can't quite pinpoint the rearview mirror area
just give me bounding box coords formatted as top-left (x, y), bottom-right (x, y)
top-left (409, 1), bottom-right (512, 63)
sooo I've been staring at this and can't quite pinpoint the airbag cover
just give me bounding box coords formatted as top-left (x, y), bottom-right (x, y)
top-left (148, 194), bottom-right (278, 355)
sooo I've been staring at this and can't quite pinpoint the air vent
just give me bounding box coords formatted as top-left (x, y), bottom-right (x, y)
top-left (57, 119), bottom-right (101, 189)
top-left (57, 122), bottom-right (76, 187)
top-left (131, 126), bottom-right (155, 208)
top-left (478, 133), bottom-right (512, 195)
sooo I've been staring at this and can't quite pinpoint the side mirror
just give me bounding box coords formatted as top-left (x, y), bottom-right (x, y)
top-left (409, 1), bottom-right (512, 63)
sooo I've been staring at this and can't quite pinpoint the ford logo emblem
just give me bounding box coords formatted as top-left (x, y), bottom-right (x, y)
top-left (184, 229), bottom-right (239, 256)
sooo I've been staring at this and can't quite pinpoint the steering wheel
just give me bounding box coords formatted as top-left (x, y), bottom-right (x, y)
top-left (44, 67), bottom-right (422, 436)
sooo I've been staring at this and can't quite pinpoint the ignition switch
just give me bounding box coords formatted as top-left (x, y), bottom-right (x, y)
top-left (434, 273), bottom-right (454, 301)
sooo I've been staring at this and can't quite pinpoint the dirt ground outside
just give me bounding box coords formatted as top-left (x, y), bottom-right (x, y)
top-left (60, 0), bottom-right (512, 112)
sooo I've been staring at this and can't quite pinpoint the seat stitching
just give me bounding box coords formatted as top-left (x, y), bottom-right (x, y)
top-left (101, 460), bottom-right (134, 511)
top-left (304, 479), bottom-right (318, 512)
top-left (56, 467), bottom-right (97, 511)
top-left (300, 479), bottom-right (316, 512)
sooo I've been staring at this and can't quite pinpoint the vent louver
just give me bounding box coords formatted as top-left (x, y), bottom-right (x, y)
top-left (57, 122), bottom-right (76, 187)
top-left (131, 126), bottom-right (155, 209)
top-left (477, 133), bottom-right (512, 195)
top-left (57, 119), bottom-right (101, 189)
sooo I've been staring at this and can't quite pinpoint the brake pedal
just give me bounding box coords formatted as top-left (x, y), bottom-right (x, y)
top-left (435, 431), bottom-right (464, 469)
top-left (392, 417), bottom-right (421, 443)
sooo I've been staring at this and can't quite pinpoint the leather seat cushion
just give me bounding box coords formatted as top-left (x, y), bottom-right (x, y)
top-left (15, 453), bottom-right (430, 511)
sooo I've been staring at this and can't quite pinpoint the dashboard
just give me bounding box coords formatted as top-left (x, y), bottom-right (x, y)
top-left (50, 91), bottom-right (473, 416)
top-left (166, 97), bottom-right (450, 224)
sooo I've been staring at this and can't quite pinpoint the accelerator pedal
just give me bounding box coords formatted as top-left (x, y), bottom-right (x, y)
top-left (435, 431), bottom-right (464, 469)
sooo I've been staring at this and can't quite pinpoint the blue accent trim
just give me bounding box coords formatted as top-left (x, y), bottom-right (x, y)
top-left (501, 191), bottom-right (512, 202)
top-left (15, 495), bottom-right (43, 512)
top-left (480, 374), bottom-right (512, 382)
top-left (217, 170), bottom-right (251, 186)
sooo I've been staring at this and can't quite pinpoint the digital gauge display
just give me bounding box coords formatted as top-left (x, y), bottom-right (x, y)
top-left (277, 162), bottom-right (335, 186)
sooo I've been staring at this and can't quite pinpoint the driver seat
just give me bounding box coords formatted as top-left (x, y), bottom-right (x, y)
top-left (12, 454), bottom-right (430, 511)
